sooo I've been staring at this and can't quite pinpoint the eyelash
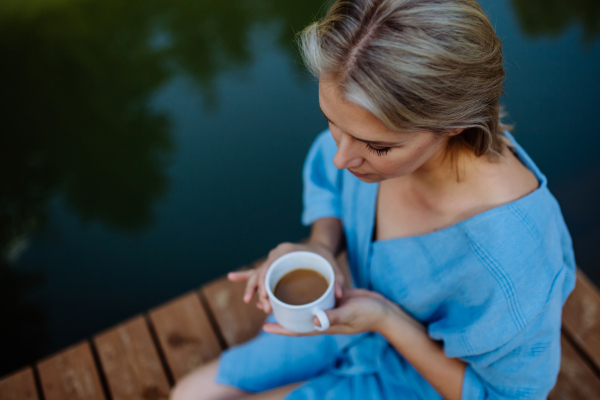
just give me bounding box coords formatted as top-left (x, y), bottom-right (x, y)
top-left (326, 119), bottom-right (391, 156)
top-left (366, 143), bottom-right (391, 156)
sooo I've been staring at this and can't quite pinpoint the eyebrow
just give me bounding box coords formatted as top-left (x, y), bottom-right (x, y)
top-left (319, 104), bottom-right (401, 146)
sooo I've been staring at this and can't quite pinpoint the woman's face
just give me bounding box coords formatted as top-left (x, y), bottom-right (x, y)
top-left (318, 79), bottom-right (450, 183)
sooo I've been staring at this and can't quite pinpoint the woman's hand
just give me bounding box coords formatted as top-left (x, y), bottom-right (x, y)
top-left (262, 288), bottom-right (400, 336)
top-left (227, 241), bottom-right (346, 314)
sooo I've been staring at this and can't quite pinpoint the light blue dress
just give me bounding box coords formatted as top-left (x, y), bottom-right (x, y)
top-left (216, 129), bottom-right (576, 399)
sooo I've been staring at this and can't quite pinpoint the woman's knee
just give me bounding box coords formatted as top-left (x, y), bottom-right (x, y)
top-left (169, 358), bottom-right (246, 400)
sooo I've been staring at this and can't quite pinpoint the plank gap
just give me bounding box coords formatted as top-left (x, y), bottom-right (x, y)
top-left (32, 365), bottom-right (46, 400)
top-left (197, 290), bottom-right (229, 350)
top-left (144, 314), bottom-right (175, 387)
top-left (561, 326), bottom-right (600, 379)
top-left (36, 341), bottom-right (107, 400)
top-left (0, 367), bottom-right (42, 400)
top-left (88, 339), bottom-right (112, 400)
top-left (93, 315), bottom-right (171, 400)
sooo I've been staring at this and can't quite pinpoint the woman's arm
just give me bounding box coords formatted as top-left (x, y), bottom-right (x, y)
top-left (378, 302), bottom-right (466, 400)
top-left (264, 287), bottom-right (466, 399)
top-left (306, 217), bottom-right (344, 256)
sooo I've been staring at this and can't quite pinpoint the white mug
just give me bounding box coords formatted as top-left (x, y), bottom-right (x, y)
top-left (265, 251), bottom-right (335, 333)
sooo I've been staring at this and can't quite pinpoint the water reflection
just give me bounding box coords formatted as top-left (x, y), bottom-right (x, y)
top-left (512, 0), bottom-right (600, 38)
top-left (1, 0), bottom-right (173, 235)
top-left (0, 0), bottom-right (325, 374)
top-left (0, 0), bottom-right (325, 241)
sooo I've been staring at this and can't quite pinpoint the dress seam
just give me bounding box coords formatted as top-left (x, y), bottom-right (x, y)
top-left (508, 204), bottom-right (542, 249)
top-left (464, 228), bottom-right (528, 333)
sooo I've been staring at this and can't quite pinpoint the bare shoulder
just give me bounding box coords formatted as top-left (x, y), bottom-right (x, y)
top-left (478, 144), bottom-right (540, 206)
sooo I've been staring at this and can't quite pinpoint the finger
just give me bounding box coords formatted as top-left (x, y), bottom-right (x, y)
top-left (257, 274), bottom-right (268, 302)
top-left (243, 273), bottom-right (258, 303)
top-left (257, 266), bottom-right (272, 313)
top-left (248, 277), bottom-right (271, 313)
top-left (228, 270), bottom-right (253, 282)
top-left (334, 268), bottom-right (345, 286)
top-left (335, 282), bottom-right (344, 299)
top-left (262, 298), bottom-right (271, 314)
top-left (258, 285), bottom-right (271, 313)
top-left (256, 296), bottom-right (270, 314)
top-left (344, 288), bottom-right (385, 300)
top-left (313, 315), bottom-right (323, 328)
top-left (254, 297), bottom-right (270, 314)
top-left (340, 288), bottom-right (368, 298)
top-left (323, 307), bottom-right (351, 327)
top-left (255, 298), bottom-right (266, 311)
top-left (333, 268), bottom-right (345, 298)
top-left (262, 323), bottom-right (317, 337)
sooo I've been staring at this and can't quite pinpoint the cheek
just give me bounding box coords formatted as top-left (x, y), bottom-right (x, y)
top-left (370, 146), bottom-right (431, 176)
top-left (368, 156), bottom-right (409, 177)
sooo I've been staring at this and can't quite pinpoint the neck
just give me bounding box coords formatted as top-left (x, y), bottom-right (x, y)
top-left (407, 141), bottom-right (477, 193)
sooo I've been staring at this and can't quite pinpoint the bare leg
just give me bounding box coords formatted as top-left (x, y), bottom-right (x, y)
top-left (170, 358), bottom-right (247, 400)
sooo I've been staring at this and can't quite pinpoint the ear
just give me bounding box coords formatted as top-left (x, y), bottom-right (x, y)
top-left (447, 128), bottom-right (464, 137)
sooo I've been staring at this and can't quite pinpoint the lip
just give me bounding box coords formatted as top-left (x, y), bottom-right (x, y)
top-left (349, 169), bottom-right (369, 178)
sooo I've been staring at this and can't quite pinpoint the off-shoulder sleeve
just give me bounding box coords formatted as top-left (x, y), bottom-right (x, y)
top-left (459, 282), bottom-right (565, 399)
top-left (301, 129), bottom-right (343, 226)
top-left (427, 200), bottom-right (576, 399)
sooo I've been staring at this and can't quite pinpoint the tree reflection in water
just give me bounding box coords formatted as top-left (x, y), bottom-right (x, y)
top-left (0, 0), bottom-right (324, 376)
top-left (512, 0), bottom-right (600, 39)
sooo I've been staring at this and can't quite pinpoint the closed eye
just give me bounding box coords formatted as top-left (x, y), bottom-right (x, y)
top-left (365, 143), bottom-right (391, 156)
top-left (325, 116), bottom-right (395, 155)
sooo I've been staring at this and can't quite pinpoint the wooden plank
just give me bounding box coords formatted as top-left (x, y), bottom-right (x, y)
top-left (148, 292), bottom-right (222, 382)
top-left (562, 269), bottom-right (600, 372)
top-left (201, 277), bottom-right (267, 348)
top-left (37, 341), bottom-right (106, 400)
top-left (93, 315), bottom-right (170, 400)
top-left (549, 335), bottom-right (600, 400)
top-left (0, 367), bottom-right (39, 400)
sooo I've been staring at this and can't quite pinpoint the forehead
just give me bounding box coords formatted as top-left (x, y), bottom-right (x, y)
top-left (318, 79), bottom-right (412, 143)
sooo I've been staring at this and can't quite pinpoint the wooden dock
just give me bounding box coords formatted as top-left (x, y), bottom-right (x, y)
top-left (1, 255), bottom-right (600, 400)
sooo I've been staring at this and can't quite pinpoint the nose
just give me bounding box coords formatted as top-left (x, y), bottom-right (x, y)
top-left (333, 133), bottom-right (363, 170)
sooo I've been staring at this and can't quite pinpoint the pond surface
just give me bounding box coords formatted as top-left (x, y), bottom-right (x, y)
top-left (1, 0), bottom-right (599, 376)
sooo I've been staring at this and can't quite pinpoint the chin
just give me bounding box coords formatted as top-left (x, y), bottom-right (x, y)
top-left (355, 175), bottom-right (383, 183)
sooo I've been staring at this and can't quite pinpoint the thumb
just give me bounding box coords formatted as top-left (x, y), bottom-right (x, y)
top-left (322, 307), bottom-right (350, 327)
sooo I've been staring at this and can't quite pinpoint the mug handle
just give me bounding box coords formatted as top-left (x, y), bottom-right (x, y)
top-left (313, 309), bottom-right (330, 331)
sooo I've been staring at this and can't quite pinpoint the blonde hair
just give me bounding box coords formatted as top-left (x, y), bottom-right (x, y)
top-left (299, 0), bottom-right (511, 158)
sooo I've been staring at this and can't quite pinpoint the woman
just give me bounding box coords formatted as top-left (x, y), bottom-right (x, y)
top-left (171, 0), bottom-right (575, 399)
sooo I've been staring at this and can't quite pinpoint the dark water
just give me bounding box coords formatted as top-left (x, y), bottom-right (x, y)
top-left (1, 0), bottom-right (599, 376)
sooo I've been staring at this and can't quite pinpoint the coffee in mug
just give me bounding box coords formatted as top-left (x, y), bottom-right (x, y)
top-left (265, 251), bottom-right (335, 333)
top-left (274, 268), bottom-right (329, 305)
